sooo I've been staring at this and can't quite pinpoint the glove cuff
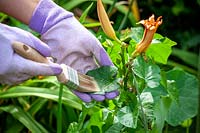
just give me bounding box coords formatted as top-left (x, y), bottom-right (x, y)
top-left (29, 0), bottom-right (73, 34)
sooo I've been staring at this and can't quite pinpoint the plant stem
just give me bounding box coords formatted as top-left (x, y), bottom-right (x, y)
top-left (133, 74), bottom-right (149, 132)
top-left (78, 105), bottom-right (89, 131)
top-left (121, 46), bottom-right (128, 90)
top-left (118, 0), bottom-right (134, 31)
top-left (0, 14), bottom-right (7, 23)
top-left (107, 0), bottom-right (118, 15)
top-left (186, 126), bottom-right (189, 133)
top-left (116, 39), bottom-right (129, 90)
top-left (164, 124), bottom-right (168, 133)
top-left (57, 83), bottom-right (63, 133)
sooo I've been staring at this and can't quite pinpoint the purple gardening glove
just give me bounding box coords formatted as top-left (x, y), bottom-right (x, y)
top-left (0, 23), bottom-right (62, 85)
top-left (29, 0), bottom-right (119, 102)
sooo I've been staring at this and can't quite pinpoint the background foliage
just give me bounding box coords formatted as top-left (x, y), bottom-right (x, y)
top-left (0, 0), bottom-right (199, 133)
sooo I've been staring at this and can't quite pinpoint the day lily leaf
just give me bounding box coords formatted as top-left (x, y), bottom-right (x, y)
top-left (0, 86), bottom-right (81, 110)
top-left (172, 48), bottom-right (198, 68)
top-left (79, 2), bottom-right (93, 23)
top-left (0, 105), bottom-right (49, 133)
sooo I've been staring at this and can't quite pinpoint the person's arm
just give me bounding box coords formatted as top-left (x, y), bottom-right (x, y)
top-left (0, 0), bottom-right (39, 24)
top-left (0, 0), bottom-right (119, 102)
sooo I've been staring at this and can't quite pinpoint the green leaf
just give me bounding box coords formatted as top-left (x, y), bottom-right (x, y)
top-left (143, 85), bottom-right (168, 102)
top-left (67, 122), bottom-right (79, 133)
top-left (198, 0), bottom-right (200, 5)
top-left (62, 1), bottom-right (86, 10)
top-left (165, 68), bottom-right (199, 126)
top-left (104, 40), bottom-right (122, 66)
top-left (129, 27), bottom-right (144, 43)
top-left (102, 108), bottom-right (115, 131)
top-left (139, 92), bottom-right (154, 123)
top-left (166, 80), bottom-right (179, 104)
top-left (0, 105), bottom-right (48, 133)
top-left (83, 22), bottom-right (101, 28)
top-left (3, 115), bottom-right (24, 133)
top-left (105, 123), bottom-right (123, 133)
top-left (79, 2), bottom-right (93, 23)
top-left (146, 34), bottom-right (177, 64)
top-left (132, 56), bottom-right (161, 88)
top-left (152, 96), bottom-right (172, 133)
top-left (23, 76), bottom-right (60, 87)
top-left (129, 27), bottom-right (176, 64)
top-left (0, 86), bottom-right (81, 110)
top-left (28, 98), bottom-right (48, 116)
top-left (86, 66), bottom-right (120, 94)
top-left (117, 106), bottom-right (139, 128)
top-left (86, 110), bottom-right (104, 132)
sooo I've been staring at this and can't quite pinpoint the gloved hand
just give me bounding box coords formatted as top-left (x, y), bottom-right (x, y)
top-left (29, 0), bottom-right (119, 102)
top-left (0, 23), bottom-right (62, 85)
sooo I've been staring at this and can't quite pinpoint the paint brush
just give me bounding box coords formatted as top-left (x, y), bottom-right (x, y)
top-left (12, 41), bottom-right (100, 92)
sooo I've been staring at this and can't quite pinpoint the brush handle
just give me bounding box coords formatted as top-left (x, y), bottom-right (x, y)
top-left (12, 41), bottom-right (50, 64)
top-left (12, 41), bottom-right (67, 83)
top-left (12, 41), bottom-right (99, 92)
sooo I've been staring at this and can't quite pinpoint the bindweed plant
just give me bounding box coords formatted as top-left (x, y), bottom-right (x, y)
top-left (66, 0), bottom-right (199, 132)
top-left (0, 0), bottom-right (199, 133)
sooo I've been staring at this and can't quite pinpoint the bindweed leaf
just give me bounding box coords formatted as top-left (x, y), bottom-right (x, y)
top-left (105, 123), bottom-right (123, 133)
top-left (132, 56), bottom-right (161, 88)
top-left (152, 96), bottom-right (172, 133)
top-left (117, 106), bottom-right (139, 128)
top-left (86, 109), bottom-right (104, 132)
top-left (129, 27), bottom-right (144, 43)
top-left (146, 34), bottom-right (177, 64)
top-left (165, 68), bottom-right (199, 126)
top-left (87, 66), bottom-right (120, 94)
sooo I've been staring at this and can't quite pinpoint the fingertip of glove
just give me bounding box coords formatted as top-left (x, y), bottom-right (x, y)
top-left (49, 63), bottom-right (62, 75)
top-left (105, 90), bottom-right (119, 99)
top-left (90, 94), bottom-right (105, 102)
top-left (73, 90), bottom-right (92, 103)
top-left (36, 42), bottom-right (51, 57)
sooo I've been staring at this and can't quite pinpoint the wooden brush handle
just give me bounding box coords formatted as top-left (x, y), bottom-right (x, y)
top-left (12, 41), bottom-right (100, 92)
top-left (12, 41), bottom-right (49, 64)
top-left (12, 41), bottom-right (68, 83)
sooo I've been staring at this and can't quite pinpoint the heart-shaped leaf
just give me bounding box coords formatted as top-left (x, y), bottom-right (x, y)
top-left (87, 66), bottom-right (120, 94)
